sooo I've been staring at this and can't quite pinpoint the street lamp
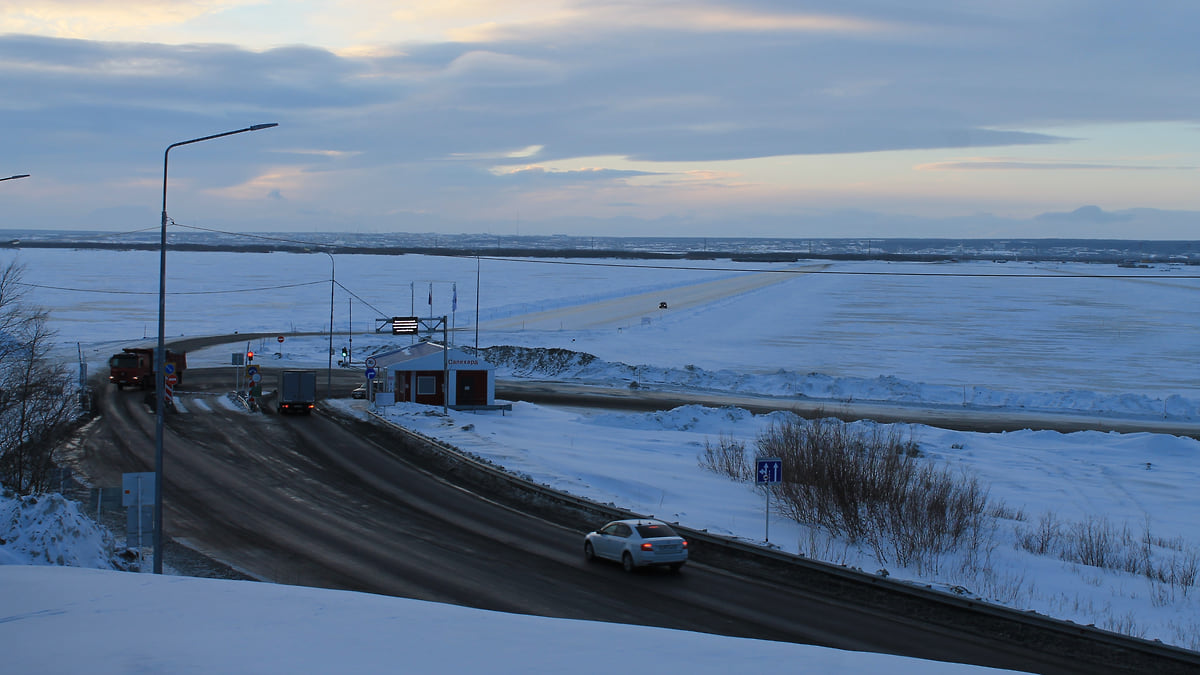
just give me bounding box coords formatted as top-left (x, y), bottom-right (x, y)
top-left (1, 174), bottom-right (29, 182)
top-left (155, 122), bottom-right (277, 574)
top-left (322, 251), bottom-right (334, 399)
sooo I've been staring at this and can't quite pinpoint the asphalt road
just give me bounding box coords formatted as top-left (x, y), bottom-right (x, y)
top-left (68, 366), bottom-right (1101, 674)
top-left (497, 380), bottom-right (1200, 439)
top-left (478, 263), bottom-right (827, 332)
top-left (157, 331), bottom-right (1200, 438)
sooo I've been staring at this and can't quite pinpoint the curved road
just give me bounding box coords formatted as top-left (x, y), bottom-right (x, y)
top-left (497, 380), bottom-right (1200, 439)
top-left (124, 331), bottom-right (1200, 438)
top-left (70, 367), bottom-right (1097, 674)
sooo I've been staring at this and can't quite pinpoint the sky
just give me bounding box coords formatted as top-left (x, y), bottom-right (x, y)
top-left (3, 1), bottom-right (1200, 238)
top-left (3, 249), bottom-right (1200, 667)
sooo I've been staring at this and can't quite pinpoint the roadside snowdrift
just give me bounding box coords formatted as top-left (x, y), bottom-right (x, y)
top-left (475, 346), bottom-right (1200, 421)
top-left (0, 487), bottom-right (121, 568)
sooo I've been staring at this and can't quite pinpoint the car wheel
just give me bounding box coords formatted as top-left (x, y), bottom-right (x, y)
top-left (584, 541), bottom-right (596, 562)
top-left (622, 552), bottom-right (635, 573)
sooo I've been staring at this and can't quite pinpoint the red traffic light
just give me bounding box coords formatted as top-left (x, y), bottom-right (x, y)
top-left (247, 351), bottom-right (254, 362)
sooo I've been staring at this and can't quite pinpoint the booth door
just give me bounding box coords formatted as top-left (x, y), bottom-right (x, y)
top-left (455, 370), bottom-right (487, 406)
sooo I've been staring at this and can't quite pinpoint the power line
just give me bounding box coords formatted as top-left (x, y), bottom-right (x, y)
top-left (172, 222), bottom-right (332, 249)
top-left (334, 280), bottom-right (389, 319)
top-left (22, 280), bottom-right (328, 295)
top-left (458, 252), bottom-right (1200, 278)
top-left (462, 255), bottom-right (1200, 279)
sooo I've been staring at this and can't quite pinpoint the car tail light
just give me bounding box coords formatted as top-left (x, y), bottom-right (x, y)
top-left (682, 540), bottom-right (688, 548)
top-left (640, 542), bottom-right (653, 551)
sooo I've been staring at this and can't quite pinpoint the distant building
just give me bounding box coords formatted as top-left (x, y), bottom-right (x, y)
top-left (370, 341), bottom-right (496, 409)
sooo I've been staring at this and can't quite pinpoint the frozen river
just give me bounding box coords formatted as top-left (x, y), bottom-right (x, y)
top-left (8, 247), bottom-right (1199, 400)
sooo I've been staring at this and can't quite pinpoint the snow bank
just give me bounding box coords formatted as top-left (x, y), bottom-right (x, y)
top-left (0, 487), bottom-right (121, 569)
top-left (476, 346), bottom-right (1200, 422)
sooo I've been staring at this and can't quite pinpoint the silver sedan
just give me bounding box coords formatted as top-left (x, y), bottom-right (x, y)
top-left (584, 518), bottom-right (688, 572)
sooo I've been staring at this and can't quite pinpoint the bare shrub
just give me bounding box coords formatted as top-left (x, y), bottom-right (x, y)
top-left (759, 417), bottom-right (991, 571)
top-left (698, 433), bottom-right (751, 482)
top-left (1048, 514), bottom-right (1200, 605)
top-left (1148, 549), bottom-right (1200, 604)
top-left (1061, 516), bottom-right (1139, 571)
top-left (1019, 512), bottom-right (1062, 556)
top-left (0, 261), bottom-right (76, 495)
top-left (989, 502), bottom-right (1026, 522)
top-left (1102, 611), bottom-right (1145, 639)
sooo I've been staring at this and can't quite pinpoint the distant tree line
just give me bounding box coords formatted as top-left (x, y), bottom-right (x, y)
top-left (0, 261), bottom-right (75, 494)
top-left (2, 238), bottom-right (1197, 264)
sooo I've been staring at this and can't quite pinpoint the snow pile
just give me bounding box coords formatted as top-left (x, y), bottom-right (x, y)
top-left (589, 403), bottom-right (761, 432)
top-left (0, 486), bottom-right (122, 568)
top-left (476, 345), bottom-right (1200, 421)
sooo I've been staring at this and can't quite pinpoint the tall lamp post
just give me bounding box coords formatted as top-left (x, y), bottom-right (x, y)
top-left (155, 123), bottom-right (277, 574)
top-left (1, 174), bottom-right (30, 182)
top-left (322, 251), bottom-right (335, 399)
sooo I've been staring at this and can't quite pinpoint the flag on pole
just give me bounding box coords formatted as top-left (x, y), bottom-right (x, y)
top-left (428, 282), bottom-right (433, 307)
top-left (452, 283), bottom-right (457, 312)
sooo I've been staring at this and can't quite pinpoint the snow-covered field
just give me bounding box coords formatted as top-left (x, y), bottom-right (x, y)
top-left (15, 248), bottom-right (1197, 418)
top-left (3, 247), bottom-right (1200, 667)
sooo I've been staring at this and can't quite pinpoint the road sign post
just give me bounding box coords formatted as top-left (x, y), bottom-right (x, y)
top-left (755, 457), bottom-right (782, 543)
top-left (165, 372), bottom-right (178, 406)
top-left (123, 472), bottom-right (155, 549)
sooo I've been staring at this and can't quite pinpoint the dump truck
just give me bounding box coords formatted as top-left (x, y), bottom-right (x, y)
top-left (278, 369), bottom-right (317, 414)
top-left (108, 347), bottom-right (187, 390)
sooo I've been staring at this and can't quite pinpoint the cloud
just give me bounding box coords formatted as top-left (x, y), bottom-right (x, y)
top-left (3, 2), bottom-right (1200, 237)
top-left (917, 159), bottom-right (1193, 171)
top-left (0, 0), bottom-right (233, 39)
top-left (441, 50), bottom-right (565, 86)
top-left (448, 2), bottom-right (905, 42)
top-left (491, 165), bottom-right (662, 183)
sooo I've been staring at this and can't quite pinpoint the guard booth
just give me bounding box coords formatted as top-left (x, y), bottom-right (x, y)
top-left (371, 341), bottom-right (502, 410)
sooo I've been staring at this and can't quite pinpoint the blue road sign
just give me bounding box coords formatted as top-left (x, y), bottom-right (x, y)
top-left (365, 367), bottom-right (377, 380)
top-left (247, 365), bottom-right (258, 376)
top-left (164, 363), bottom-right (175, 375)
top-left (756, 457), bottom-right (782, 484)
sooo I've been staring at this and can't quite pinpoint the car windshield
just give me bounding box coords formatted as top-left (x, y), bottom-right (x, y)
top-left (635, 523), bottom-right (678, 538)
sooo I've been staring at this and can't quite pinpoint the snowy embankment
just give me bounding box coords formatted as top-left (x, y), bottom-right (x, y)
top-left (0, 564), bottom-right (1008, 675)
top-left (476, 345), bottom-right (1200, 422)
top-left (0, 485), bottom-right (1006, 674)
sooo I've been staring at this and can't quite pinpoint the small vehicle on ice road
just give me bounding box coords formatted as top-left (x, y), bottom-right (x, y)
top-left (584, 518), bottom-right (688, 572)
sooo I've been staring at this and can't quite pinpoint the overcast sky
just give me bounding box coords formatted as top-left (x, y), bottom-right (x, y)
top-left (2, 1), bottom-right (1199, 239)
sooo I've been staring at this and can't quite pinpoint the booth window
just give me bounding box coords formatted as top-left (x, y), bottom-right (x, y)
top-left (417, 375), bottom-right (437, 396)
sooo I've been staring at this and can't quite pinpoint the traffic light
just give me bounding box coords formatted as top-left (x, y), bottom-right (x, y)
top-left (341, 347), bottom-right (348, 359)
top-left (246, 350), bottom-right (254, 363)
